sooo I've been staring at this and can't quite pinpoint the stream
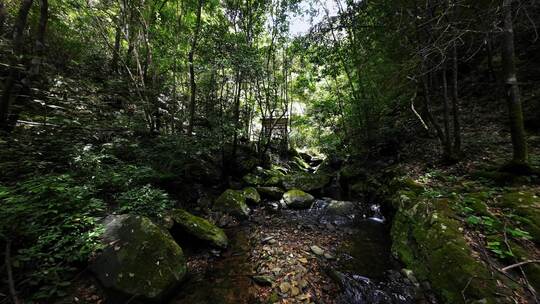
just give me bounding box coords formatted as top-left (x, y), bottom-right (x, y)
top-left (170, 196), bottom-right (421, 304)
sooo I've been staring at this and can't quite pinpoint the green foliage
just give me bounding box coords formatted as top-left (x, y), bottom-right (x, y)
top-left (116, 184), bottom-right (175, 219)
top-left (0, 175), bottom-right (105, 299)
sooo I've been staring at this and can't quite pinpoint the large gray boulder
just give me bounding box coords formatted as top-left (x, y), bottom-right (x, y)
top-left (257, 186), bottom-right (285, 200)
top-left (282, 189), bottom-right (315, 209)
top-left (170, 209), bottom-right (228, 248)
top-left (214, 189), bottom-right (250, 219)
top-left (243, 187), bottom-right (261, 205)
top-left (326, 200), bottom-right (356, 216)
top-left (282, 172), bottom-right (331, 192)
top-left (91, 215), bottom-right (187, 301)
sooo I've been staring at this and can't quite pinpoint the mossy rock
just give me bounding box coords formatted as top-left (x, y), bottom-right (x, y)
top-left (91, 215), bottom-right (187, 301)
top-left (325, 200), bottom-right (356, 216)
top-left (290, 156), bottom-right (311, 171)
top-left (257, 186), bottom-right (284, 200)
top-left (243, 187), bottom-right (261, 205)
top-left (282, 189), bottom-right (315, 209)
top-left (170, 209), bottom-right (228, 248)
top-left (499, 191), bottom-right (540, 243)
top-left (282, 172), bottom-right (331, 192)
top-left (214, 189), bottom-right (250, 219)
top-left (262, 166), bottom-right (286, 186)
top-left (463, 193), bottom-right (491, 216)
top-left (509, 242), bottom-right (540, 290)
top-left (391, 196), bottom-right (512, 303)
top-left (242, 173), bottom-right (264, 186)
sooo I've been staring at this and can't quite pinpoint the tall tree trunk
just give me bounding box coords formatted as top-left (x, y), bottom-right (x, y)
top-left (231, 72), bottom-right (243, 162)
top-left (501, 0), bottom-right (528, 164)
top-left (36, 0), bottom-right (48, 55)
top-left (421, 69), bottom-right (446, 150)
top-left (451, 42), bottom-right (461, 155)
top-left (111, 25), bottom-right (122, 74)
top-left (187, 0), bottom-right (203, 136)
top-left (441, 66), bottom-right (452, 159)
top-left (29, 0), bottom-right (48, 77)
top-left (0, 0), bottom-right (34, 131)
top-left (0, 1), bottom-right (6, 35)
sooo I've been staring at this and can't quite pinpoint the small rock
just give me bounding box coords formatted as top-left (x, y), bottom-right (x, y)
top-left (310, 245), bottom-right (324, 256)
top-left (252, 275), bottom-right (274, 286)
top-left (279, 281), bottom-right (291, 293)
top-left (290, 286), bottom-right (300, 297)
top-left (323, 253), bottom-right (335, 260)
top-left (261, 236), bottom-right (275, 244)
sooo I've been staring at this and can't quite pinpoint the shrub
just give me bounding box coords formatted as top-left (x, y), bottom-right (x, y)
top-left (116, 184), bottom-right (175, 219)
top-left (0, 174), bottom-right (105, 299)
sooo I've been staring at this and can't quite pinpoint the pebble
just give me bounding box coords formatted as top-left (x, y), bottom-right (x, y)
top-left (310, 245), bottom-right (325, 256)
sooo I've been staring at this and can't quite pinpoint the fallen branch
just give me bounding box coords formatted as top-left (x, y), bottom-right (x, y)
top-left (501, 260), bottom-right (540, 272)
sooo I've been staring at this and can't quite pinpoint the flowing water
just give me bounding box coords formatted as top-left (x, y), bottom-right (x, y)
top-left (171, 197), bottom-right (420, 304)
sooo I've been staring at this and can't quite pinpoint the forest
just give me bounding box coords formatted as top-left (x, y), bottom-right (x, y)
top-left (0, 0), bottom-right (539, 303)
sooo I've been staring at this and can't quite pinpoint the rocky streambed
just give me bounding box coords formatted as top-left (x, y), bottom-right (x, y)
top-left (170, 197), bottom-right (424, 304)
top-left (83, 154), bottom-right (435, 304)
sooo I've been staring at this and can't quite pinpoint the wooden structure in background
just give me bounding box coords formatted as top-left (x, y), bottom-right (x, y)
top-left (261, 116), bottom-right (289, 149)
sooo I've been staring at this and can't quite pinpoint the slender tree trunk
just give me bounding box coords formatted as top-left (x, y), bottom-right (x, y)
top-left (36, 0), bottom-right (48, 55)
top-left (501, 0), bottom-right (528, 164)
top-left (111, 25), bottom-right (122, 74)
top-left (29, 0), bottom-right (48, 77)
top-left (0, 1), bottom-right (6, 35)
top-left (231, 72), bottom-right (242, 162)
top-left (421, 69), bottom-right (446, 149)
top-left (486, 34), bottom-right (496, 82)
top-left (451, 42), bottom-right (461, 155)
top-left (0, 0), bottom-right (34, 130)
top-left (441, 66), bottom-right (452, 159)
top-left (187, 0), bottom-right (203, 136)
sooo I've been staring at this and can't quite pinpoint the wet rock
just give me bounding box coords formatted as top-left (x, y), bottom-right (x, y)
top-left (282, 189), bottom-right (315, 209)
top-left (282, 171), bottom-right (331, 192)
top-left (214, 189), bottom-right (250, 219)
top-left (170, 209), bottom-right (228, 248)
top-left (242, 173), bottom-right (264, 186)
top-left (257, 186), bottom-right (285, 200)
top-left (243, 187), bottom-right (261, 205)
top-left (252, 275), bottom-right (274, 286)
top-left (391, 189), bottom-right (511, 303)
top-left (91, 215), bottom-right (186, 301)
top-left (310, 245), bottom-right (325, 256)
top-left (326, 200), bottom-right (356, 216)
top-left (324, 253), bottom-right (335, 260)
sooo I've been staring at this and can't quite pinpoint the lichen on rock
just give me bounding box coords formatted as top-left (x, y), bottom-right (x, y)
top-left (282, 189), bottom-right (315, 209)
top-left (91, 215), bottom-right (187, 301)
top-left (214, 189), bottom-right (250, 219)
top-left (170, 208), bottom-right (228, 248)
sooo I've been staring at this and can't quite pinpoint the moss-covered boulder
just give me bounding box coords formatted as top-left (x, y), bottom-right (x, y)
top-left (263, 166), bottom-right (287, 186)
top-left (214, 189), bottom-right (250, 219)
top-left (282, 189), bottom-right (315, 209)
top-left (325, 200), bottom-right (356, 216)
top-left (391, 191), bottom-right (512, 303)
top-left (243, 187), bottom-right (261, 205)
top-left (257, 186), bottom-right (284, 200)
top-left (91, 215), bottom-right (186, 301)
top-left (499, 191), bottom-right (540, 243)
top-left (290, 156), bottom-right (311, 171)
top-left (282, 172), bottom-right (331, 192)
top-left (509, 241), bottom-right (540, 290)
top-left (170, 209), bottom-right (228, 248)
top-left (242, 173), bottom-right (265, 186)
